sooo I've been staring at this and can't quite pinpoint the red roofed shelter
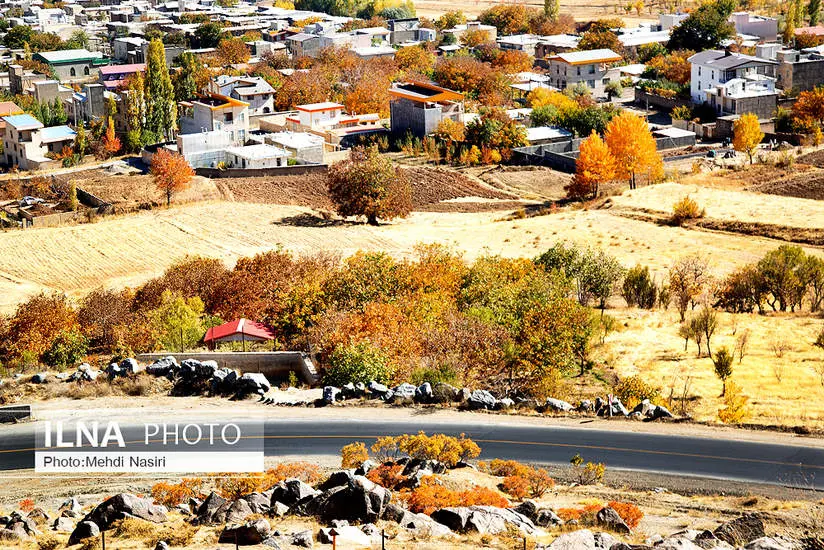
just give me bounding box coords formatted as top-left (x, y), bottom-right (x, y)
top-left (204, 318), bottom-right (275, 351)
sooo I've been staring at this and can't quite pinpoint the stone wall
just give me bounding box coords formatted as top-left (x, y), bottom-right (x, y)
top-left (195, 163), bottom-right (327, 178)
top-left (136, 351), bottom-right (320, 384)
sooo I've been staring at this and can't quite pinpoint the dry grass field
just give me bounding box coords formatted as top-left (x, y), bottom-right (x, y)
top-left (413, 0), bottom-right (657, 23)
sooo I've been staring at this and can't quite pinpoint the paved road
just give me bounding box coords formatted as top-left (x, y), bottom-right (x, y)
top-left (1, 418), bottom-right (823, 489)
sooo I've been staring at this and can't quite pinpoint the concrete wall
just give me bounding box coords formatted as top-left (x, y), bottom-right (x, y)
top-left (136, 352), bottom-right (320, 384)
top-left (635, 88), bottom-right (692, 111)
top-left (391, 98), bottom-right (450, 137)
top-left (195, 164), bottom-right (327, 178)
top-left (777, 58), bottom-right (824, 92)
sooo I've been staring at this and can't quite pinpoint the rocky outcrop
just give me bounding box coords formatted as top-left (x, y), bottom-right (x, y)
top-left (295, 475), bottom-right (390, 524)
top-left (430, 505), bottom-right (537, 535)
top-left (596, 506), bottom-right (630, 534)
top-left (218, 519), bottom-right (272, 545)
top-left (548, 528), bottom-right (596, 549)
top-left (68, 493), bottom-right (167, 544)
top-left (713, 514), bottom-right (766, 546)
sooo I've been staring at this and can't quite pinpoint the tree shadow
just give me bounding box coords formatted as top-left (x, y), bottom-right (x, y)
top-left (273, 212), bottom-right (361, 228)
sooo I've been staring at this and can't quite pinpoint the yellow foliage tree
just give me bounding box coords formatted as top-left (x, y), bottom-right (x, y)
top-left (732, 112), bottom-right (764, 164)
top-left (604, 111), bottom-right (663, 190)
top-left (341, 442), bottom-right (369, 469)
top-left (371, 432), bottom-right (481, 467)
top-left (568, 130), bottom-right (616, 200)
top-left (718, 380), bottom-right (750, 424)
top-left (526, 87), bottom-right (577, 110)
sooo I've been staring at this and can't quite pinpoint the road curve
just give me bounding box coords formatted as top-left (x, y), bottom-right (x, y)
top-left (1, 417), bottom-right (823, 489)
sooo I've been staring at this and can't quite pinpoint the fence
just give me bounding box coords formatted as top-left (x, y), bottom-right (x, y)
top-left (195, 164), bottom-right (327, 178)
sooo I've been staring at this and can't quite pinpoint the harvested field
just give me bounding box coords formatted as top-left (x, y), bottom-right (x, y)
top-left (59, 168), bottom-right (225, 210)
top-left (477, 166), bottom-right (573, 200)
top-left (222, 166), bottom-right (520, 211)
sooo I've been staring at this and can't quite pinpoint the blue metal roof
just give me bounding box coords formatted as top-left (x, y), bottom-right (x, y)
top-left (2, 114), bottom-right (44, 129)
top-left (40, 125), bottom-right (77, 143)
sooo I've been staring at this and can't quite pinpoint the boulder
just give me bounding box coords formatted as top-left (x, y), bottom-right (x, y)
top-left (196, 360), bottom-right (218, 378)
top-left (744, 536), bottom-right (801, 550)
top-left (535, 509), bottom-right (564, 527)
top-left (218, 519), bottom-right (272, 545)
top-left (431, 506), bottom-right (536, 535)
top-left (318, 471), bottom-right (354, 491)
top-left (548, 529), bottom-right (596, 550)
top-left (596, 506), bottom-right (630, 534)
top-left (53, 516), bottom-right (74, 532)
top-left (594, 532), bottom-right (618, 549)
top-left (401, 458), bottom-right (447, 478)
top-left (271, 479), bottom-right (319, 506)
top-left (146, 357), bottom-right (179, 377)
top-left (239, 373), bottom-right (271, 394)
top-left (398, 511), bottom-right (453, 538)
top-left (31, 373), bottom-right (49, 384)
top-left (318, 525), bottom-right (371, 547)
top-left (340, 383), bottom-right (361, 399)
top-left (291, 529), bottom-right (313, 547)
top-left (241, 492), bottom-right (271, 515)
top-left (655, 537), bottom-right (705, 550)
top-left (467, 390), bottom-right (497, 410)
top-left (355, 460), bottom-right (378, 476)
top-left (119, 358), bottom-right (140, 374)
top-left (224, 499), bottom-right (254, 523)
top-left (0, 528), bottom-right (21, 542)
top-left (361, 523), bottom-right (379, 536)
top-left (73, 493), bottom-right (167, 536)
top-left (545, 398), bottom-right (574, 412)
top-left (513, 500), bottom-right (538, 520)
top-left (631, 399), bottom-right (675, 421)
top-left (67, 520), bottom-right (100, 545)
top-left (713, 514), bottom-right (766, 546)
top-left (271, 502), bottom-right (289, 517)
top-left (155, 542), bottom-right (170, 550)
top-left (431, 383), bottom-right (458, 403)
top-left (261, 537), bottom-right (283, 549)
top-left (299, 475), bottom-right (390, 524)
top-left (392, 383), bottom-right (417, 404)
top-left (415, 382), bottom-right (433, 403)
top-left (59, 497), bottom-right (82, 518)
top-left (322, 386), bottom-right (340, 404)
top-left (499, 397), bottom-right (515, 409)
top-left (196, 491), bottom-right (230, 524)
top-left (26, 508), bottom-right (49, 526)
top-left (367, 381), bottom-right (390, 398)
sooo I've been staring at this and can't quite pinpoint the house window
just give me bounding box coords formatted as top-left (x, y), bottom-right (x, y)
top-left (84, 66), bottom-right (90, 75)
top-left (587, 79), bottom-right (595, 88)
top-left (698, 67), bottom-right (701, 76)
top-left (70, 67), bottom-right (77, 77)
top-left (576, 67), bottom-right (581, 75)
top-left (589, 64), bottom-right (595, 74)
top-left (225, 112), bottom-right (233, 123)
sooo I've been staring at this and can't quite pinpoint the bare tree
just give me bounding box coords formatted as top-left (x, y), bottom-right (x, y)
top-left (669, 256), bottom-right (712, 322)
top-left (735, 330), bottom-right (750, 364)
top-left (812, 363), bottom-right (824, 387)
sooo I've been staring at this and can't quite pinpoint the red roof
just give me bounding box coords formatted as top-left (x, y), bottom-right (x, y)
top-left (204, 318), bottom-right (275, 343)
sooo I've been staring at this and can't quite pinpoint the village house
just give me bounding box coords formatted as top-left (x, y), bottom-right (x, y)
top-left (209, 75), bottom-right (276, 116)
top-left (442, 21), bottom-right (497, 44)
top-left (389, 81), bottom-right (464, 138)
top-left (32, 49), bottom-right (110, 82)
top-left (2, 113), bottom-right (76, 171)
top-left (176, 93), bottom-right (250, 168)
top-left (98, 64), bottom-right (145, 91)
top-left (284, 102), bottom-right (385, 147)
top-left (775, 49), bottom-right (824, 92)
top-left (688, 49), bottom-right (778, 115)
top-left (387, 18), bottom-right (436, 45)
top-left (544, 49), bottom-right (623, 98)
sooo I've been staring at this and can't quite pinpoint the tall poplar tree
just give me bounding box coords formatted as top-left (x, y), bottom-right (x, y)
top-left (544, 0), bottom-right (560, 21)
top-left (144, 39), bottom-right (176, 142)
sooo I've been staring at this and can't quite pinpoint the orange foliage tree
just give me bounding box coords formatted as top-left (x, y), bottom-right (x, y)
top-left (395, 45), bottom-right (436, 75)
top-left (150, 148), bottom-right (195, 206)
top-left (608, 501), bottom-right (644, 529)
top-left (274, 69), bottom-right (334, 111)
top-left (568, 130), bottom-right (616, 200)
top-left (217, 38), bottom-right (251, 64)
top-left (1, 293), bottom-right (77, 359)
top-left (340, 441), bottom-right (369, 469)
top-left (604, 112), bottom-right (662, 189)
top-left (492, 50), bottom-right (534, 73)
top-left (646, 51), bottom-right (694, 85)
top-left (404, 477), bottom-right (510, 515)
top-left (371, 432), bottom-right (481, 467)
top-left (327, 146), bottom-right (411, 225)
top-left (98, 118), bottom-right (121, 159)
top-left (793, 86), bottom-right (824, 127)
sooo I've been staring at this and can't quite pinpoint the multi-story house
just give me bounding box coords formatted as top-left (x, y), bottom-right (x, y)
top-left (176, 93), bottom-right (250, 167)
top-left (775, 49), bottom-right (824, 93)
top-left (688, 50), bottom-right (777, 102)
top-left (387, 18), bottom-right (436, 45)
top-left (544, 49), bottom-right (623, 97)
top-left (209, 76), bottom-right (276, 116)
top-left (389, 82), bottom-right (464, 138)
top-left (32, 49), bottom-right (109, 82)
top-left (2, 114), bottom-right (76, 170)
top-left (729, 12), bottom-right (778, 41)
top-left (442, 21), bottom-right (497, 44)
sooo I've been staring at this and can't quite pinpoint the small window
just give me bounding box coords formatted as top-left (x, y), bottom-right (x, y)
top-left (589, 65), bottom-right (595, 74)
top-left (84, 66), bottom-right (90, 75)
top-left (698, 67), bottom-right (701, 76)
top-left (576, 67), bottom-right (581, 75)
top-left (588, 80), bottom-right (595, 88)
top-left (70, 67), bottom-right (77, 77)
top-left (225, 112), bottom-right (233, 123)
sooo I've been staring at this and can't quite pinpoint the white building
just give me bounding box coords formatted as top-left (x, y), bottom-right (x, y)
top-left (688, 49), bottom-right (777, 103)
top-left (729, 12), bottom-right (778, 41)
top-left (2, 114), bottom-right (76, 171)
top-left (224, 143), bottom-right (289, 169)
top-left (209, 76), bottom-right (276, 116)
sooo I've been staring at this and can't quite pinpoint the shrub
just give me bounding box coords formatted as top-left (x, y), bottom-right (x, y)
top-left (570, 454), bottom-right (606, 485)
top-left (324, 340), bottom-right (391, 386)
top-left (501, 475), bottom-right (529, 499)
top-left (485, 459), bottom-right (530, 478)
top-left (613, 375), bottom-right (660, 409)
top-left (621, 265), bottom-right (658, 309)
top-left (214, 461), bottom-right (323, 499)
top-left (111, 517), bottom-right (160, 540)
top-left (148, 523), bottom-right (199, 547)
top-left (404, 477), bottom-right (459, 514)
top-left (366, 464), bottom-right (408, 490)
top-left (19, 498), bottom-right (35, 512)
top-left (37, 534), bottom-right (61, 550)
top-left (718, 380), bottom-right (750, 424)
top-left (671, 105), bottom-right (693, 121)
top-left (371, 432), bottom-right (480, 467)
top-left (526, 467), bottom-right (554, 498)
top-left (410, 364), bottom-right (459, 386)
top-left (608, 501), bottom-right (643, 529)
top-left (557, 502), bottom-right (603, 523)
top-left (671, 196), bottom-right (705, 225)
top-left (341, 441), bottom-right (369, 469)
top-left (150, 478), bottom-right (205, 507)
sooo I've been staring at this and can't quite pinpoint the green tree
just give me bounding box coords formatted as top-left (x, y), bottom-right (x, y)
top-left (811, 0), bottom-right (821, 25)
top-left (325, 340), bottom-right (391, 385)
top-left (51, 98), bottom-right (67, 125)
top-left (144, 39), bottom-right (176, 142)
top-left (74, 124), bottom-right (88, 157)
top-left (622, 265), bottom-right (658, 308)
top-left (65, 29), bottom-right (89, 49)
top-left (756, 245), bottom-right (807, 312)
top-left (3, 25), bottom-right (34, 48)
top-left (42, 330), bottom-right (88, 370)
top-left (172, 52), bottom-right (201, 102)
top-left (667, 0), bottom-right (736, 51)
top-left (544, 0), bottom-right (560, 21)
top-left (124, 72), bottom-right (146, 151)
top-left (151, 290), bottom-right (205, 352)
top-left (712, 346), bottom-right (734, 396)
top-left (194, 22), bottom-right (224, 48)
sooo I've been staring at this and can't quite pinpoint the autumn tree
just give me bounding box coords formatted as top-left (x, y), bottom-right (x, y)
top-left (98, 118), bottom-right (121, 159)
top-left (194, 22), bottom-right (224, 48)
top-left (172, 52), bottom-right (203, 101)
top-left (77, 288), bottom-right (134, 352)
top-left (732, 113), bottom-right (763, 164)
top-left (144, 39), bottom-right (176, 142)
top-left (479, 4), bottom-right (531, 35)
top-left (604, 111), bottom-right (662, 189)
top-left (465, 108), bottom-right (528, 161)
top-left (0, 293), bottom-right (77, 360)
top-left (124, 72), bottom-right (147, 152)
top-left (435, 10), bottom-right (467, 30)
top-left (545, 0), bottom-right (560, 21)
top-left (645, 51), bottom-right (694, 85)
top-left (811, 0), bottom-right (821, 25)
top-left (150, 290), bottom-right (205, 352)
top-left (568, 130), bottom-right (616, 200)
top-left (150, 148), bottom-right (195, 206)
top-left (668, 0), bottom-right (736, 51)
top-left (784, 4), bottom-right (797, 45)
top-left (669, 255), bottom-right (711, 322)
top-left (327, 145), bottom-right (411, 225)
top-left (73, 124), bottom-right (88, 157)
top-left (793, 86), bottom-right (824, 127)
top-left (577, 29), bottom-right (623, 52)
top-left (395, 45), bottom-right (435, 75)
top-left (275, 69), bottom-right (334, 111)
top-left (217, 37), bottom-right (251, 64)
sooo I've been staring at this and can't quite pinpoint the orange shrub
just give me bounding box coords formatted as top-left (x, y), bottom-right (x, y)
top-left (486, 459), bottom-right (530, 478)
top-left (556, 503), bottom-right (603, 524)
top-left (403, 477), bottom-right (509, 515)
top-left (366, 464), bottom-right (408, 490)
top-left (151, 478), bottom-right (205, 507)
top-left (501, 475), bottom-right (529, 500)
top-left (341, 442), bottom-right (369, 469)
top-left (213, 475), bottom-right (263, 500)
top-left (460, 485), bottom-right (510, 508)
top-left (526, 467), bottom-right (555, 498)
top-left (608, 501), bottom-right (644, 529)
top-left (19, 498), bottom-right (35, 512)
top-left (263, 461), bottom-right (324, 487)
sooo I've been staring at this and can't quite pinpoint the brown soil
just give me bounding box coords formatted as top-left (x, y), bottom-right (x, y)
top-left (223, 167), bottom-right (521, 212)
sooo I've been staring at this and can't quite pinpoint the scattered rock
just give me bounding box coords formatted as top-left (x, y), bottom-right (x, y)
top-left (120, 358), bottom-right (140, 374)
top-left (467, 390), bottom-right (497, 410)
top-left (545, 397), bottom-right (574, 412)
top-left (548, 528), bottom-right (596, 550)
top-left (367, 381), bottom-right (390, 398)
top-left (291, 529), bottom-right (313, 547)
top-left (322, 386), bottom-right (340, 404)
top-left (154, 542), bottom-right (170, 550)
top-left (355, 460), bottom-right (378, 476)
top-left (31, 373), bottom-right (49, 384)
top-left (26, 508), bottom-right (49, 526)
top-left (195, 491), bottom-right (229, 524)
top-left (392, 383), bottom-right (417, 404)
top-left (594, 531), bottom-right (618, 549)
top-left (272, 502), bottom-right (289, 517)
top-left (317, 525), bottom-right (371, 547)
top-left (743, 537), bottom-right (802, 550)
top-left (146, 357), bottom-right (179, 377)
top-left (431, 506), bottom-right (536, 535)
top-left (271, 479), bottom-right (319, 506)
top-left (301, 475), bottom-right (391, 524)
top-left (218, 519), bottom-right (272, 545)
top-left (239, 372), bottom-right (271, 394)
top-left (59, 497), bottom-right (82, 518)
top-left (535, 509), bottom-right (564, 527)
top-left (596, 506), bottom-right (630, 534)
top-left (71, 493), bottom-right (167, 542)
top-left (224, 499), bottom-right (254, 523)
top-left (67, 520), bottom-right (100, 545)
top-left (714, 514), bottom-right (766, 546)
top-left (53, 516), bottom-right (74, 532)
top-left (499, 397), bottom-right (514, 409)
top-left (431, 383), bottom-right (458, 403)
top-left (415, 382), bottom-right (433, 403)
